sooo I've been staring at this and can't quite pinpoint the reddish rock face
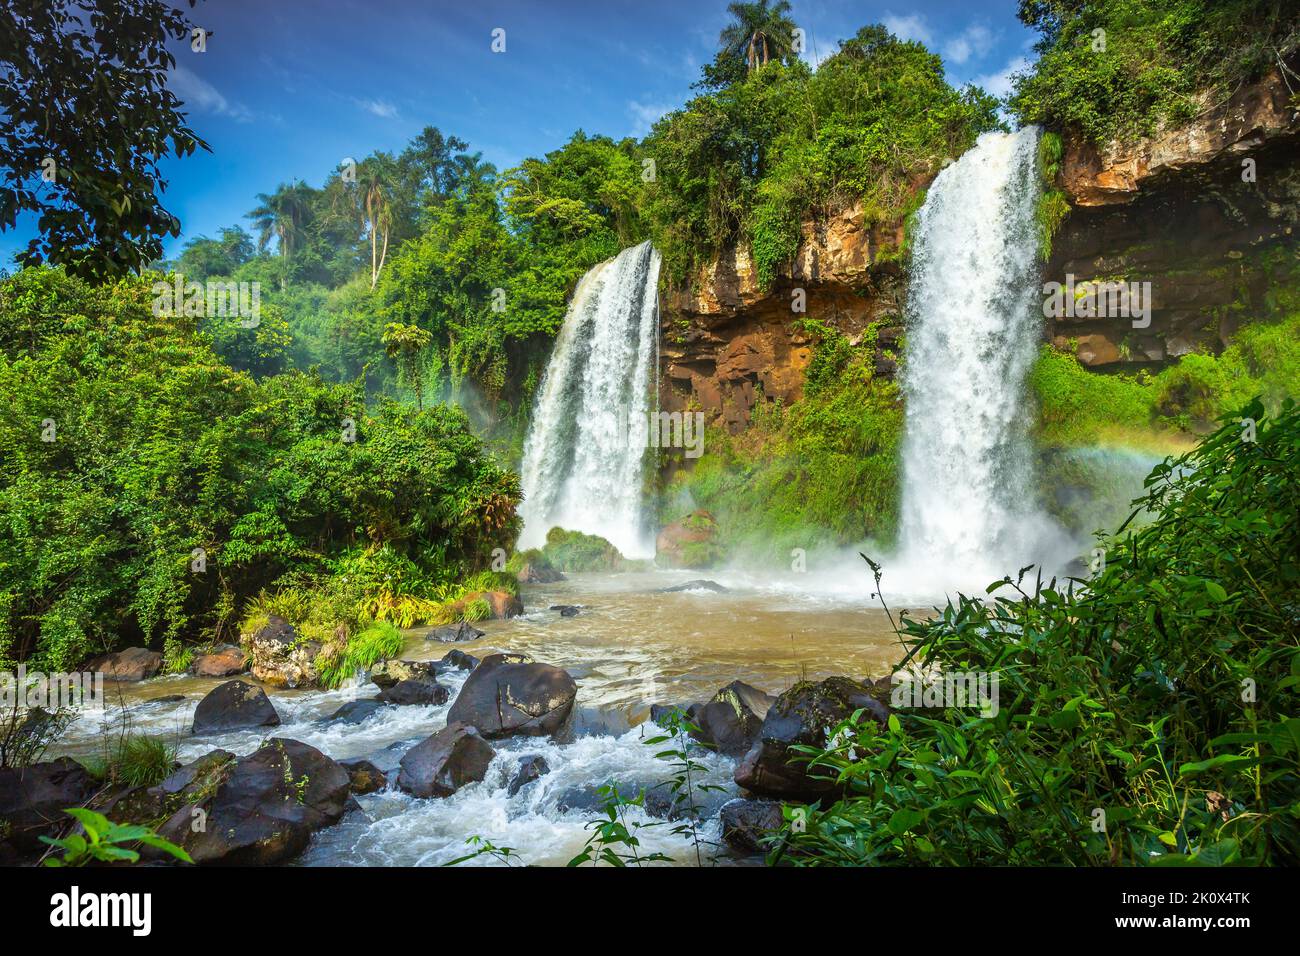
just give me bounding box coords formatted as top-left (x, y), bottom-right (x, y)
top-left (190, 644), bottom-right (247, 678)
top-left (1060, 68), bottom-right (1300, 208)
top-left (86, 647), bottom-right (163, 682)
top-left (655, 510), bottom-right (723, 569)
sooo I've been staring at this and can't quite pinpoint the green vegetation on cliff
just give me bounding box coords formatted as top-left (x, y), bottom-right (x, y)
top-left (643, 24), bottom-right (1001, 287)
top-left (1011, 0), bottom-right (1299, 144)
top-left (673, 321), bottom-right (903, 560)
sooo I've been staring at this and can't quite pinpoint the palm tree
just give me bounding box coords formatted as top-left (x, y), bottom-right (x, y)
top-left (246, 181), bottom-right (313, 259)
top-left (355, 155), bottom-right (399, 290)
top-left (718, 0), bottom-right (797, 74)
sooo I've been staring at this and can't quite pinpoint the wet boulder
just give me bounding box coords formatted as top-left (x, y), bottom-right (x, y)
top-left (155, 738), bottom-right (351, 865)
top-left (658, 579), bottom-right (729, 594)
top-left (437, 649), bottom-right (481, 672)
top-left (507, 755), bottom-right (550, 796)
top-left (447, 653), bottom-right (577, 739)
top-left (190, 643), bottom-right (247, 678)
top-left (243, 615), bottom-right (321, 688)
top-left (396, 723), bottom-right (496, 798)
top-left (650, 702), bottom-right (700, 725)
top-left (720, 798), bottom-right (785, 854)
top-left (550, 604), bottom-right (582, 617)
top-left (693, 681), bottom-right (777, 757)
top-left (516, 552), bottom-right (565, 584)
top-left (85, 646), bottom-right (163, 682)
top-left (339, 758), bottom-right (388, 795)
top-left (0, 757), bottom-right (97, 860)
top-left (370, 659), bottom-right (438, 690)
top-left (734, 676), bottom-right (890, 800)
top-left (427, 621), bottom-right (485, 644)
top-left (192, 679), bottom-right (281, 735)
top-left (327, 699), bottom-right (388, 725)
top-left (378, 678), bottom-right (449, 706)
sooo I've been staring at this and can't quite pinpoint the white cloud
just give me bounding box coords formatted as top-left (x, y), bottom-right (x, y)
top-left (355, 98), bottom-right (399, 119)
top-left (628, 99), bottom-right (673, 137)
top-left (974, 56), bottom-right (1031, 99)
top-left (944, 24), bottom-right (996, 66)
top-left (882, 13), bottom-right (933, 47)
top-left (170, 65), bottom-right (252, 121)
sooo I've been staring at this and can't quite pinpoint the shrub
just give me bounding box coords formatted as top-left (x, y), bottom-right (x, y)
top-left (776, 398), bottom-right (1300, 866)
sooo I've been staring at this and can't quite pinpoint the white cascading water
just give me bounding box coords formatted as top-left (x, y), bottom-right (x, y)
top-left (518, 240), bottom-right (661, 558)
top-left (894, 127), bottom-right (1068, 592)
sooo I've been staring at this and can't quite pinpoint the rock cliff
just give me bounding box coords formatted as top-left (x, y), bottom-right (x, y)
top-left (659, 66), bottom-right (1300, 419)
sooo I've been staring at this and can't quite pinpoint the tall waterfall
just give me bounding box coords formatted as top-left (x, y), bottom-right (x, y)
top-left (895, 127), bottom-right (1066, 590)
top-left (518, 241), bottom-right (661, 558)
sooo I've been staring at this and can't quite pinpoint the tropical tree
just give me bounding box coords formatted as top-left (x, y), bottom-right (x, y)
top-left (702, 0), bottom-right (799, 87)
top-left (382, 321), bottom-right (433, 409)
top-left (0, 0), bottom-right (208, 279)
top-left (247, 181), bottom-right (314, 260)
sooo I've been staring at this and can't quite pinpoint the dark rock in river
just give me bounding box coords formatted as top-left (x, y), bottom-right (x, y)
top-left (658, 579), bottom-right (729, 593)
top-left (85, 646), bottom-right (163, 682)
top-left (397, 723), bottom-right (496, 798)
top-left (447, 653), bottom-right (577, 739)
top-left (518, 561), bottom-right (565, 584)
top-left (550, 604), bottom-right (582, 617)
top-left (734, 676), bottom-right (890, 800)
top-left (720, 798), bottom-right (785, 854)
top-left (379, 678), bottom-right (450, 706)
top-left (192, 679), bottom-right (281, 734)
top-left (340, 758), bottom-right (388, 795)
top-left (155, 738), bottom-right (351, 865)
top-left (437, 649), bottom-right (481, 672)
top-left (650, 702), bottom-right (701, 725)
top-left (694, 681), bottom-right (777, 757)
top-left (146, 694), bottom-right (187, 705)
top-left (507, 755), bottom-right (550, 796)
top-left (328, 699), bottom-right (388, 724)
top-left (427, 621), bottom-right (486, 643)
top-left (0, 757), bottom-right (97, 860)
top-left (370, 659), bottom-right (438, 690)
top-left (190, 643), bottom-right (247, 678)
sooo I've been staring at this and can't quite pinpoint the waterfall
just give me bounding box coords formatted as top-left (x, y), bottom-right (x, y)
top-left (895, 127), bottom-right (1067, 590)
top-left (518, 240), bottom-right (661, 559)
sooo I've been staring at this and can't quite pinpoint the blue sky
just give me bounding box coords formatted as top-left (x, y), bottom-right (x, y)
top-left (1, 0), bottom-right (1038, 266)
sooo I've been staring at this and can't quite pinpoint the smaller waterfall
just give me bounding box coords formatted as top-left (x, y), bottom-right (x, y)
top-left (518, 241), bottom-right (661, 558)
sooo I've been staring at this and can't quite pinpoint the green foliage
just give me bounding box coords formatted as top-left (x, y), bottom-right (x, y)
top-left (0, 0), bottom-right (208, 279)
top-left (678, 331), bottom-right (903, 560)
top-left (542, 527), bottom-right (627, 572)
top-left (85, 733), bottom-right (177, 790)
top-left (0, 268), bottom-right (521, 669)
top-left (314, 621), bottom-right (404, 690)
top-left (1011, 0), bottom-right (1299, 145)
top-left (41, 808), bottom-right (192, 867)
top-left (776, 400), bottom-right (1300, 866)
top-left (1032, 303), bottom-right (1300, 445)
top-left (643, 24), bottom-right (1002, 285)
